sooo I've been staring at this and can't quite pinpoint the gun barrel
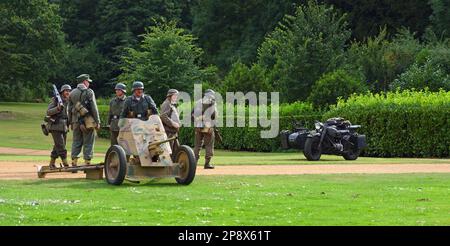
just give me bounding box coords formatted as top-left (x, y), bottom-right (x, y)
top-left (148, 136), bottom-right (177, 147)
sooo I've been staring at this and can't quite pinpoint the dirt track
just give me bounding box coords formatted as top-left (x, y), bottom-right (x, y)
top-left (0, 161), bottom-right (449, 180)
top-left (1, 147), bottom-right (450, 180)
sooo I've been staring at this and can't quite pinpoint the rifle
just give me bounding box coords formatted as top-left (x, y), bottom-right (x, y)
top-left (214, 127), bottom-right (223, 144)
top-left (52, 84), bottom-right (63, 108)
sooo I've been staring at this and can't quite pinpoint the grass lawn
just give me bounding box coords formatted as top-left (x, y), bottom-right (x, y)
top-left (0, 102), bottom-right (111, 153)
top-left (0, 174), bottom-right (449, 226)
top-left (1, 103), bottom-right (449, 226)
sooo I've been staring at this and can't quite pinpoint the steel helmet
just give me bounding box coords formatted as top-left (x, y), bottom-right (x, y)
top-left (115, 83), bottom-right (127, 93)
top-left (132, 81), bottom-right (144, 91)
top-left (166, 89), bottom-right (179, 97)
top-left (60, 84), bottom-right (72, 92)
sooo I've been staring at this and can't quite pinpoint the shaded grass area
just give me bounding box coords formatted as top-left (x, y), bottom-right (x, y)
top-left (0, 102), bottom-right (110, 153)
top-left (1, 103), bottom-right (448, 166)
top-left (0, 174), bottom-right (449, 225)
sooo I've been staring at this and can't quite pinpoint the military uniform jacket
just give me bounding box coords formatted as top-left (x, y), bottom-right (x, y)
top-left (68, 84), bottom-right (100, 125)
top-left (108, 95), bottom-right (127, 132)
top-left (160, 98), bottom-right (180, 134)
top-left (120, 94), bottom-right (159, 121)
top-left (47, 97), bottom-right (69, 132)
top-left (192, 100), bottom-right (217, 128)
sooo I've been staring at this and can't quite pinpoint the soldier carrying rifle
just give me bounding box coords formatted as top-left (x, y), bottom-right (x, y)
top-left (46, 84), bottom-right (72, 169)
top-left (192, 89), bottom-right (218, 169)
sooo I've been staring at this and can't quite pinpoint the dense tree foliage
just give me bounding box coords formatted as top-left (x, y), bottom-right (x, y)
top-left (54, 0), bottom-right (99, 46)
top-left (308, 69), bottom-right (368, 108)
top-left (0, 0), bottom-right (449, 103)
top-left (50, 42), bottom-right (111, 95)
top-left (0, 0), bottom-right (65, 101)
top-left (324, 0), bottom-right (432, 40)
top-left (50, 0), bottom-right (189, 96)
top-left (119, 22), bottom-right (215, 103)
top-left (390, 41), bottom-right (450, 91)
top-left (346, 28), bottom-right (423, 92)
top-left (258, 1), bottom-right (351, 102)
top-left (95, 0), bottom-right (184, 59)
top-left (429, 0), bottom-right (450, 38)
top-left (220, 62), bottom-right (272, 94)
top-left (191, 0), bottom-right (303, 71)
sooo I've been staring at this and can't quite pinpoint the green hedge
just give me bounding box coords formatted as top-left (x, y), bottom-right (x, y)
top-left (98, 101), bottom-right (323, 152)
top-left (97, 90), bottom-right (449, 157)
top-left (323, 90), bottom-right (450, 157)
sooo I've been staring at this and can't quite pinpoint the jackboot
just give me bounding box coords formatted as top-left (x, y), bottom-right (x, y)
top-left (72, 158), bottom-right (78, 167)
top-left (71, 158), bottom-right (78, 173)
top-left (61, 158), bottom-right (69, 168)
top-left (204, 158), bottom-right (215, 169)
top-left (49, 157), bottom-right (57, 169)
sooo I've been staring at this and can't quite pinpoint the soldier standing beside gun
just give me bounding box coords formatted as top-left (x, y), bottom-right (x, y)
top-left (192, 89), bottom-right (217, 169)
top-left (47, 84), bottom-right (72, 169)
top-left (160, 89), bottom-right (181, 159)
top-left (120, 81), bottom-right (158, 121)
top-left (108, 83), bottom-right (127, 145)
top-left (68, 74), bottom-right (100, 167)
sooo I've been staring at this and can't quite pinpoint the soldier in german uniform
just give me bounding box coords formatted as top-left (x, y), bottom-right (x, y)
top-left (68, 74), bottom-right (100, 167)
top-left (108, 83), bottom-right (127, 145)
top-left (47, 84), bottom-right (72, 169)
top-left (120, 81), bottom-right (158, 120)
top-left (192, 89), bottom-right (217, 169)
top-left (160, 89), bottom-right (181, 158)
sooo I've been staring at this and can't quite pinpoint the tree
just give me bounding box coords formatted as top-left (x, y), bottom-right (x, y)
top-left (325, 0), bottom-right (432, 40)
top-left (50, 42), bottom-right (111, 95)
top-left (221, 62), bottom-right (272, 94)
top-left (191, 0), bottom-right (303, 72)
top-left (52, 0), bottom-right (188, 97)
top-left (346, 28), bottom-right (424, 92)
top-left (119, 21), bottom-right (215, 103)
top-left (53, 0), bottom-right (99, 46)
top-left (390, 60), bottom-right (450, 91)
top-left (0, 0), bottom-right (65, 102)
top-left (96, 0), bottom-right (185, 60)
top-left (429, 0), bottom-right (450, 38)
top-left (257, 0), bottom-right (351, 102)
top-left (390, 41), bottom-right (450, 91)
top-left (308, 69), bottom-right (368, 108)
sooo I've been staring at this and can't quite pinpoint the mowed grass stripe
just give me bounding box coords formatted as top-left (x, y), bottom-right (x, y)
top-left (0, 174), bottom-right (449, 225)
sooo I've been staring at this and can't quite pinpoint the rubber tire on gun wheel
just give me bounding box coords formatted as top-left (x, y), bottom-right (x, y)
top-left (175, 145), bottom-right (197, 185)
top-left (304, 136), bottom-right (322, 161)
top-left (104, 145), bottom-right (127, 185)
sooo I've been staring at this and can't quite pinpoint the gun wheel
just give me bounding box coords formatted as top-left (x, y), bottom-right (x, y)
top-left (105, 145), bottom-right (127, 185)
top-left (175, 145), bottom-right (197, 185)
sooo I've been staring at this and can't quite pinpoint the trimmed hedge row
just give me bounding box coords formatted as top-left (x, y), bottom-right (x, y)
top-left (323, 90), bottom-right (450, 157)
top-left (98, 101), bottom-right (323, 152)
top-left (97, 90), bottom-right (449, 157)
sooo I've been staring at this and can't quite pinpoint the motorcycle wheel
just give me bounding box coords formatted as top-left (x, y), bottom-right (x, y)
top-left (343, 148), bottom-right (360, 160)
top-left (304, 136), bottom-right (322, 161)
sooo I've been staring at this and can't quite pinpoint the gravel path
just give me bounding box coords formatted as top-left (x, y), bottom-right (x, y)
top-left (0, 161), bottom-right (449, 180)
